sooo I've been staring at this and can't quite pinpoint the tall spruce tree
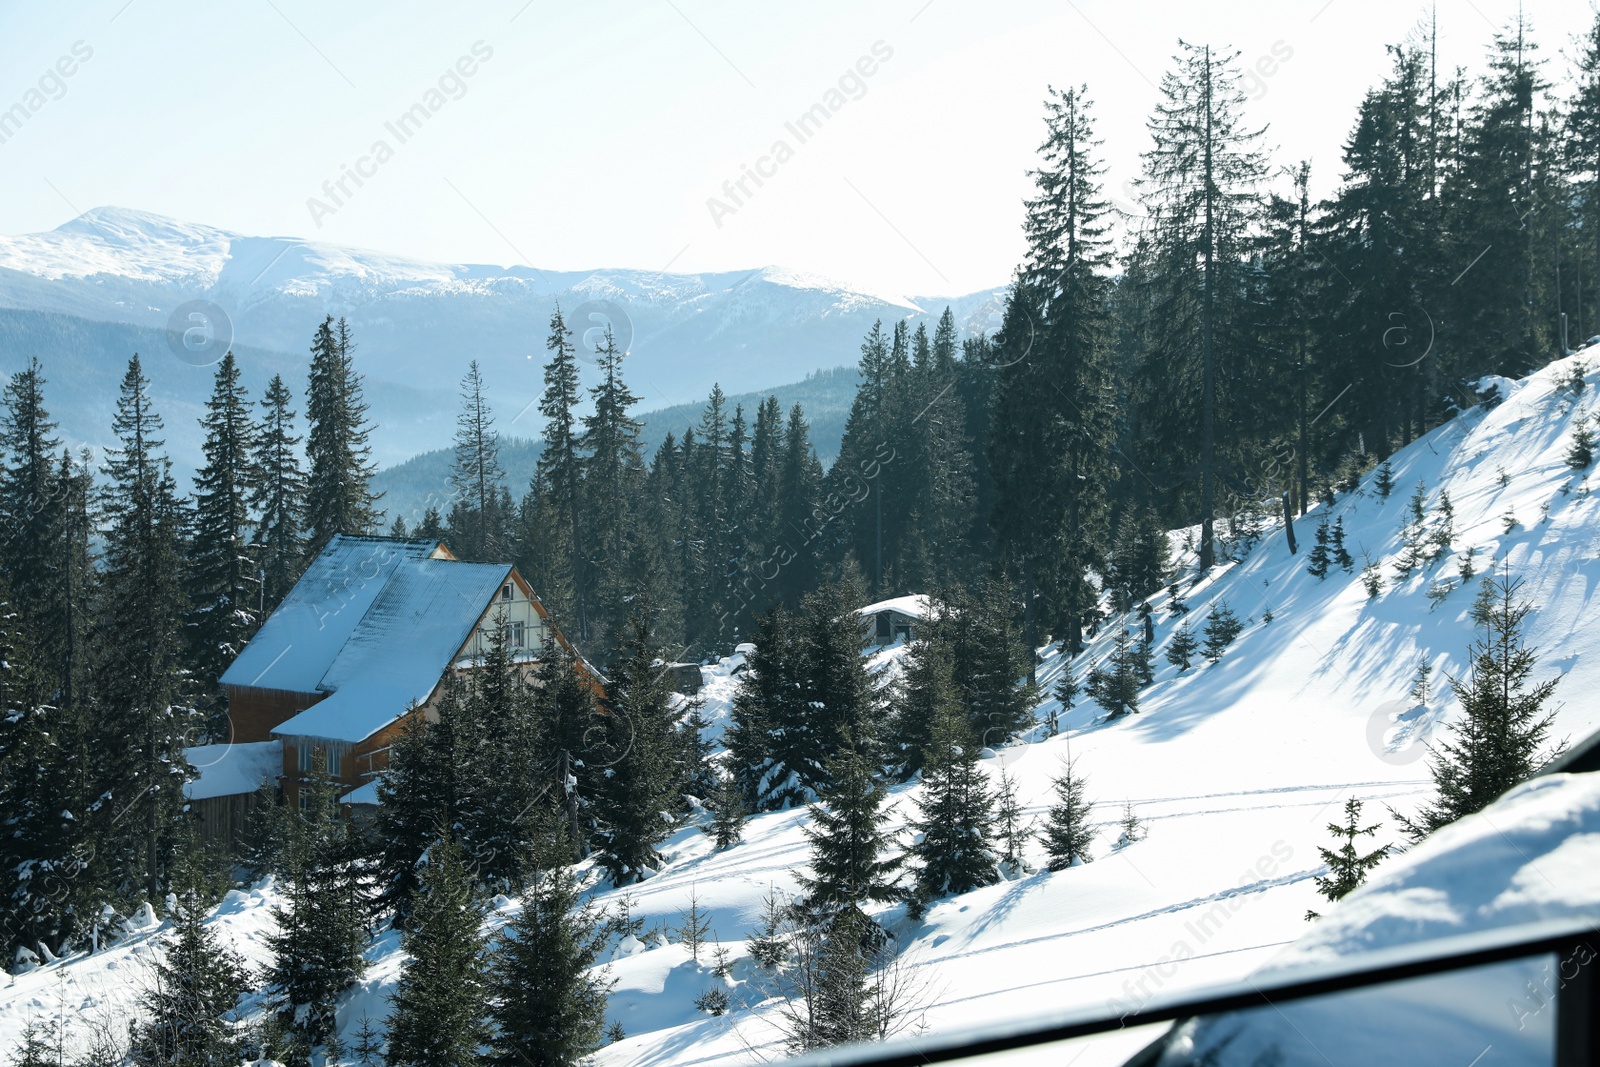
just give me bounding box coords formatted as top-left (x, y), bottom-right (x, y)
top-left (907, 688), bottom-right (998, 914)
top-left (773, 402), bottom-right (824, 609)
top-left (1445, 15), bottom-right (1552, 378)
top-left (447, 360), bottom-right (506, 561)
top-left (385, 835), bottom-right (490, 1067)
top-left (1570, 8), bottom-right (1600, 343)
top-left (454, 620), bottom-right (549, 889)
top-left (535, 306), bottom-right (587, 638)
top-left (799, 577), bottom-right (885, 779)
top-left (186, 352), bottom-right (261, 712)
top-left (0, 359), bottom-right (80, 705)
top-left (0, 583), bottom-right (96, 964)
top-left (304, 316), bottom-right (380, 549)
top-left (251, 374), bottom-right (307, 614)
top-left (589, 604), bottom-right (683, 885)
top-left (375, 676), bottom-right (464, 921)
top-left (992, 85), bottom-right (1118, 658)
top-left (724, 605), bottom-right (808, 810)
top-left (96, 354), bottom-right (193, 902)
top-left (580, 328), bottom-right (645, 648)
top-left (1135, 43), bottom-right (1268, 569)
top-left (798, 738), bottom-right (901, 914)
top-left (488, 867), bottom-right (612, 1067)
top-left (530, 637), bottom-right (600, 860)
top-left (1400, 569), bottom-right (1560, 838)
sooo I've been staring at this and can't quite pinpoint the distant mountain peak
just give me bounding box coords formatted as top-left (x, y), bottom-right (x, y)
top-left (0, 206), bottom-right (1005, 473)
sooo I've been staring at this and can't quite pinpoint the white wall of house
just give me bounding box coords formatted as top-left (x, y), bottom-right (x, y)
top-left (460, 577), bottom-right (550, 660)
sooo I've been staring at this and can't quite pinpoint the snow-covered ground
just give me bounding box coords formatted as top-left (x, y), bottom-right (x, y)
top-left (7, 349), bottom-right (1600, 1065)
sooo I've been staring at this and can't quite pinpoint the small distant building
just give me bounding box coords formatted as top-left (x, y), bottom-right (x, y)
top-left (664, 662), bottom-right (704, 696)
top-left (204, 535), bottom-right (597, 831)
top-left (857, 594), bottom-right (930, 646)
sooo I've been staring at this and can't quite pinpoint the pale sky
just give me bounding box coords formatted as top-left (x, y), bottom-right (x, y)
top-left (0, 0), bottom-right (1592, 298)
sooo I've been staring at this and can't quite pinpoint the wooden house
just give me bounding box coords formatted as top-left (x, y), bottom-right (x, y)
top-left (195, 535), bottom-right (596, 825)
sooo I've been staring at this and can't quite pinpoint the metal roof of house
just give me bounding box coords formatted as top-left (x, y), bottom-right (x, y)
top-left (221, 535), bottom-right (444, 693)
top-left (221, 535), bottom-right (514, 746)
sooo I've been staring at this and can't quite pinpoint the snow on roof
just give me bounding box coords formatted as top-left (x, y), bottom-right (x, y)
top-left (221, 536), bottom-right (443, 694)
top-left (184, 741), bottom-right (281, 800)
top-left (855, 594), bottom-right (930, 620)
top-left (269, 553), bottom-right (512, 745)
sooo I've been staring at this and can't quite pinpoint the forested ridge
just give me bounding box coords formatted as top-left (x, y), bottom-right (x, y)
top-left (0, 12), bottom-right (1596, 1065)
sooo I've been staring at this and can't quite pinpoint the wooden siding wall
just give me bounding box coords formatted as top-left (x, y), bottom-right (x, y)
top-left (226, 684), bottom-right (326, 743)
top-left (191, 792), bottom-right (259, 845)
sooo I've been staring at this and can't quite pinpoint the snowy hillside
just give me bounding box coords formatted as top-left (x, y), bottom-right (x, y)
top-left (0, 208), bottom-right (1003, 469)
top-left (6, 348), bottom-right (1600, 1064)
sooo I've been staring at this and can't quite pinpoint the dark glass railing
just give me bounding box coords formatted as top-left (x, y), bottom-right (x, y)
top-left (789, 917), bottom-right (1598, 1067)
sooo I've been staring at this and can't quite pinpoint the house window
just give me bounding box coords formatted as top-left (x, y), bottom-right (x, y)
top-left (501, 584), bottom-right (513, 601)
top-left (327, 748), bottom-right (342, 777)
top-left (505, 621), bottom-right (526, 648)
top-left (297, 789), bottom-right (309, 813)
top-left (298, 743), bottom-right (312, 773)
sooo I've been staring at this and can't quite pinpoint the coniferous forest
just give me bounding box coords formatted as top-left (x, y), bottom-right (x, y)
top-left (1, 11), bottom-right (1597, 1065)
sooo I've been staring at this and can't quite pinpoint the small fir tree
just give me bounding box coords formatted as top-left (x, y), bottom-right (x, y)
top-left (1088, 627), bottom-right (1142, 717)
top-left (1374, 460), bottom-right (1396, 499)
top-left (1052, 668), bottom-right (1078, 736)
top-left (993, 767), bottom-right (1030, 871)
top-left (1305, 797), bottom-right (1389, 920)
top-left (1394, 481), bottom-right (1431, 578)
top-left (1040, 757), bottom-right (1096, 871)
top-left (1330, 517), bottom-right (1355, 572)
top-left (746, 890), bottom-right (790, 972)
top-left (704, 772), bottom-right (746, 850)
top-left (1408, 656), bottom-right (1433, 707)
top-left (1134, 632), bottom-right (1156, 687)
top-left (1560, 359), bottom-right (1587, 395)
top-left (1429, 490), bottom-right (1455, 560)
top-left (1201, 602), bottom-right (1242, 663)
top-left (1566, 416), bottom-right (1595, 469)
top-left (1306, 513), bottom-right (1332, 579)
top-left (798, 737), bottom-right (903, 914)
top-left (351, 1016), bottom-right (384, 1067)
top-left (676, 889), bottom-right (712, 963)
top-left (1116, 802), bottom-right (1145, 846)
top-left (1361, 557), bottom-right (1385, 598)
top-left (1165, 620), bottom-right (1198, 671)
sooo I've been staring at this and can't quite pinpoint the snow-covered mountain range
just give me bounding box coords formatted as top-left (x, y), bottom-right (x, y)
top-left (0, 208), bottom-right (1005, 472)
top-left (5, 336), bottom-right (1599, 1064)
